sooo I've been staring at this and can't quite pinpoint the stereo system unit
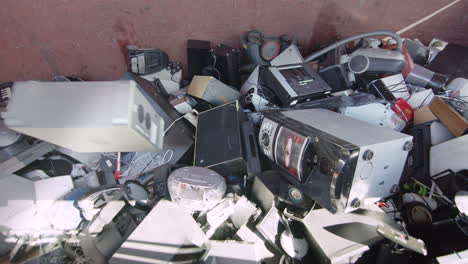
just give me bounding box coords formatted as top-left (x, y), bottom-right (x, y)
top-left (258, 109), bottom-right (413, 213)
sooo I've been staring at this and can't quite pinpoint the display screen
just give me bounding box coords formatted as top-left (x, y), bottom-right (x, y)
top-left (274, 127), bottom-right (308, 180)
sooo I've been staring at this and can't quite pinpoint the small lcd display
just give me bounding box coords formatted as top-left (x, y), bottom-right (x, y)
top-left (275, 127), bottom-right (308, 180)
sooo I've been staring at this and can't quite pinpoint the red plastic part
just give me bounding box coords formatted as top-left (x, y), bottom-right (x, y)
top-left (114, 171), bottom-right (123, 180)
top-left (375, 201), bottom-right (388, 208)
top-left (261, 40), bottom-right (281, 61)
top-left (392, 98), bottom-right (414, 122)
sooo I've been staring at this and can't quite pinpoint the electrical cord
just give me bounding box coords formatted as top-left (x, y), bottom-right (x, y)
top-left (170, 73), bottom-right (179, 83)
top-left (305, 31), bottom-right (403, 62)
top-left (244, 80), bottom-right (277, 109)
top-left (418, 91), bottom-right (434, 108)
top-left (211, 54), bottom-right (221, 80)
top-left (163, 115), bottom-right (186, 135)
top-left (168, 61), bottom-right (182, 84)
top-left (367, 79), bottom-right (413, 102)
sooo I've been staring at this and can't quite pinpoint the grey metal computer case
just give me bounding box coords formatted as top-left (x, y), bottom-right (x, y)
top-left (4, 80), bottom-right (165, 152)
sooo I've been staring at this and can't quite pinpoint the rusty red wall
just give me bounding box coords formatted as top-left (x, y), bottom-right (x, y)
top-left (0, 0), bottom-right (467, 82)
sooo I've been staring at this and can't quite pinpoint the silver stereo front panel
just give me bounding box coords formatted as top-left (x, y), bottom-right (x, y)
top-left (258, 109), bottom-right (412, 213)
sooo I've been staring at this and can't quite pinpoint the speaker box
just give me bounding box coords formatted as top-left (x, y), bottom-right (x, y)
top-left (194, 101), bottom-right (261, 180)
top-left (211, 44), bottom-right (241, 88)
top-left (187, 40), bottom-right (211, 82)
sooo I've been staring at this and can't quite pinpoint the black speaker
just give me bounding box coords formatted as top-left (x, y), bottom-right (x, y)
top-left (210, 44), bottom-right (241, 89)
top-left (318, 64), bottom-right (349, 93)
top-left (187, 39), bottom-right (211, 82)
top-left (194, 101), bottom-right (261, 180)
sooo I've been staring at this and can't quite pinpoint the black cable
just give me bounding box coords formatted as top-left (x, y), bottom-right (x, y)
top-left (134, 155), bottom-right (158, 180)
top-left (416, 193), bottom-right (434, 212)
top-left (170, 73), bottom-right (179, 83)
top-left (418, 91), bottom-right (434, 109)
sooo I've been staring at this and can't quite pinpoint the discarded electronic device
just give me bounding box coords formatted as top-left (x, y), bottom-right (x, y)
top-left (260, 63), bottom-right (332, 106)
top-left (187, 39), bottom-right (211, 81)
top-left (194, 101), bottom-right (262, 179)
top-left (291, 92), bottom-right (376, 111)
top-left (204, 44), bottom-right (241, 88)
top-left (167, 166), bottom-right (226, 212)
top-left (258, 109), bottom-right (413, 213)
top-left (0, 81), bottom-right (12, 108)
top-left (241, 30), bottom-right (297, 67)
top-left (109, 200), bottom-right (207, 263)
top-left (344, 48), bottom-right (406, 75)
top-left (404, 39), bottom-right (436, 65)
top-left (339, 102), bottom-right (407, 131)
top-left (270, 44), bottom-right (304, 66)
top-left (300, 208), bottom-right (398, 264)
top-left (405, 64), bottom-right (449, 93)
top-left (251, 170), bottom-right (315, 212)
top-left (79, 199), bottom-right (138, 263)
top-left (124, 74), bottom-right (195, 164)
top-left (127, 45), bottom-right (169, 75)
top-left (241, 30), bottom-right (281, 66)
top-left (122, 180), bottom-right (151, 211)
top-left (4, 80), bottom-right (165, 152)
top-left (318, 64), bottom-right (349, 93)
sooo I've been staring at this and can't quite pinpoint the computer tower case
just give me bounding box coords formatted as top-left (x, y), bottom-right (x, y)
top-left (194, 101), bottom-right (261, 179)
top-left (4, 79), bottom-right (166, 152)
top-left (258, 109), bottom-right (413, 213)
top-left (126, 74), bottom-right (195, 164)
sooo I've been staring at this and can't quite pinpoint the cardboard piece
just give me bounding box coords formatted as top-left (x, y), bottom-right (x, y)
top-left (188, 76), bottom-right (240, 105)
top-left (414, 106), bottom-right (438, 126)
top-left (429, 96), bottom-right (468, 136)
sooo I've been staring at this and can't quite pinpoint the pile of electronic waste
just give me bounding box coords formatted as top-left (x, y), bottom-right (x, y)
top-left (0, 30), bottom-right (467, 264)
